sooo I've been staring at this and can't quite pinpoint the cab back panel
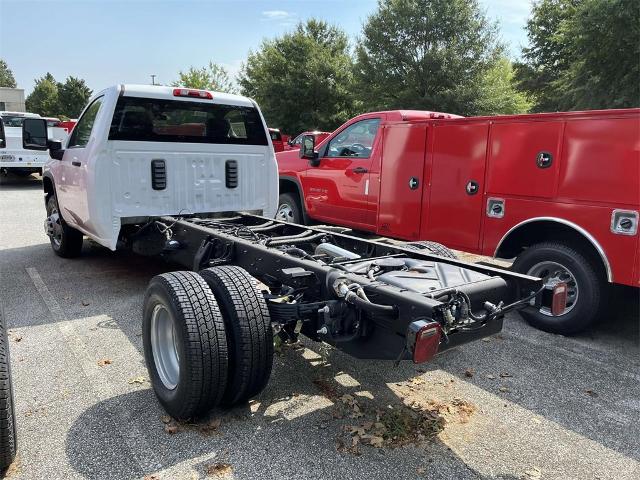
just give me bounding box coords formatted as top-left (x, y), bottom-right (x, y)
top-left (107, 143), bottom-right (276, 218)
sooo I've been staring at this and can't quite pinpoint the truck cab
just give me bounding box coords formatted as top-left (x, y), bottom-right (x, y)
top-left (22, 85), bottom-right (278, 252)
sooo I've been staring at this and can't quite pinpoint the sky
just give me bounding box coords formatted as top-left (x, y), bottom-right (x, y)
top-left (0, 0), bottom-right (532, 95)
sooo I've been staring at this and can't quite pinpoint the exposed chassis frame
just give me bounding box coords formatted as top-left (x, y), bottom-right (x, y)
top-left (159, 213), bottom-right (542, 361)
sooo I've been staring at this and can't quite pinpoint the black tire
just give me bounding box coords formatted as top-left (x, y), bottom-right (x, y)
top-left (404, 241), bottom-right (458, 259)
top-left (0, 310), bottom-right (17, 470)
top-left (512, 242), bottom-right (604, 335)
top-left (276, 192), bottom-right (304, 224)
top-left (199, 266), bottom-right (274, 406)
top-left (46, 195), bottom-right (83, 258)
top-left (143, 271), bottom-right (228, 419)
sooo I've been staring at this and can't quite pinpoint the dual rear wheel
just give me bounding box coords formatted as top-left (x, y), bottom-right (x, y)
top-left (142, 267), bottom-right (273, 420)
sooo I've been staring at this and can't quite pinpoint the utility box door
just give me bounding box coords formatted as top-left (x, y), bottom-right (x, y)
top-left (377, 124), bottom-right (427, 240)
top-left (487, 121), bottom-right (563, 198)
top-left (425, 123), bottom-right (489, 251)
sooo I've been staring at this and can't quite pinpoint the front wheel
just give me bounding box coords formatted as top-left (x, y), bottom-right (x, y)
top-left (512, 242), bottom-right (604, 335)
top-left (276, 193), bottom-right (303, 224)
top-left (46, 195), bottom-right (83, 258)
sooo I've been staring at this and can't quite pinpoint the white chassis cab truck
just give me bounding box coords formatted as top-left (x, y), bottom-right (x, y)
top-left (20, 85), bottom-right (559, 420)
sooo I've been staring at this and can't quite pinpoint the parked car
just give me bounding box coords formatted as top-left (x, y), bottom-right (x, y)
top-left (276, 108), bottom-right (640, 334)
top-left (20, 85), bottom-right (547, 421)
top-left (284, 130), bottom-right (331, 150)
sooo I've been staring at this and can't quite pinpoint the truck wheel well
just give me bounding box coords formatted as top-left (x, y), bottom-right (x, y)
top-left (279, 178), bottom-right (300, 200)
top-left (43, 176), bottom-right (54, 202)
top-left (495, 220), bottom-right (610, 282)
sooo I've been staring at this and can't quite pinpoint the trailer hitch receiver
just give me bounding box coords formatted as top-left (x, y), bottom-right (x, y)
top-left (406, 319), bottom-right (442, 364)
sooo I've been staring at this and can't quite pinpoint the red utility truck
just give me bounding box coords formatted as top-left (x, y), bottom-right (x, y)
top-left (276, 108), bottom-right (640, 335)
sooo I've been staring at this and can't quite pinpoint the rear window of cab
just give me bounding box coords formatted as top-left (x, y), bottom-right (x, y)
top-left (108, 97), bottom-right (268, 146)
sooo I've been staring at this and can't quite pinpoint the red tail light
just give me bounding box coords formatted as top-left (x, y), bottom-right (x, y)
top-left (551, 282), bottom-right (568, 316)
top-left (407, 320), bottom-right (442, 364)
top-left (172, 88), bottom-right (213, 99)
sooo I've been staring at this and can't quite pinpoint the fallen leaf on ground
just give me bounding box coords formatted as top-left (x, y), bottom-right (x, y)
top-left (499, 372), bottom-right (512, 378)
top-left (128, 376), bottom-right (146, 384)
top-left (143, 476), bottom-right (159, 480)
top-left (585, 389), bottom-right (598, 397)
top-left (481, 337), bottom-right (491, 342)
top-left (97, 359), bottom-right (112, 366)
top-left (486, 374), bottom-right (496, 380)
top-left (164, 424), bottom-right (178, 434)
top-left (198, 418), bottom-right (222, 436)
top-left (205, 463), bottom-right (233, 477)
top-left (160, 415), bottom-right (172, 424)
top-left (417, 467), bottom-right (426, 474)
top-left (499, 386), bottom-right (510, 393)
top-left (524, 467), bottom-right (542, 479)
top-left (82, 301), bottom-right (90, 306)
top-left (464, 369), bottom-right (474, 378)
top-left (12, 334), bottom-right (22, 343)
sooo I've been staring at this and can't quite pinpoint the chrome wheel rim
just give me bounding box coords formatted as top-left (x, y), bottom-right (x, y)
top-left (46, 205), bottom-right (63, 247)
top-left (276, 203), bottom-right (294, 222)
top-left (527, 261), bottom-right (579, 316)
top-left (150, 304), bottom-right (180, 390)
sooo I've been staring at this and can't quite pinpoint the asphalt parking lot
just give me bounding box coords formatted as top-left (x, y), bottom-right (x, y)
top-left (1, 174), bottom-right (638, 480)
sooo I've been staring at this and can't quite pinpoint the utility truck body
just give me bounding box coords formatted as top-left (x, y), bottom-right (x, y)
top-left (277, 108), bottom-right (640, 334)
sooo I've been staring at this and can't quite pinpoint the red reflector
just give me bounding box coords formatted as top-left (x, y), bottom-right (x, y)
top-left (407, 320), bottom-right (442, 364)
top-left (172, 88), bottom-right (213, 99)
top-left (551, 282), bottom-right (568, 316)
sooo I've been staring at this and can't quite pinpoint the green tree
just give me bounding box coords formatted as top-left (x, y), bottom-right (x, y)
top-left (173, 62), bottom-right (237, 94)
top-left (58, 76), bottom-right (92, 118)
top-left (25, 73), bottom-right (59, 116)
top-left (239, 19), bottom-right (356, 133)
top-left (0, 59), bottom-right (17, 88)
top-left (516, 0), bottom-right (639, 111)
top-left (476, 58), bottom-right (533, 115)
top-left (354, 0), bottom-right (525, 115)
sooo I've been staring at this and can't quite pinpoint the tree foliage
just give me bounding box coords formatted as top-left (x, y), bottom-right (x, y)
top-left (26, 73), bottom-right (59, 117)
top-left (173, 62), bottom-right (237, 94)
top-left (239, 19), bottom-right (356, 134)
top-left (516, 0), bottom-right (640, 111)
top-left (0, 59), bottom-right (17, 88)
top-left (58, 76), bottom-right (92, 118)
top-left (354, 0), bottom-right (526, 115)
top-left (25, 74), bottom-right (93, 118)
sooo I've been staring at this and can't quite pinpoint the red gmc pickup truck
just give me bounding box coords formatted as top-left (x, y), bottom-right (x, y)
top-left (276, 108), bottom-right (640, 335)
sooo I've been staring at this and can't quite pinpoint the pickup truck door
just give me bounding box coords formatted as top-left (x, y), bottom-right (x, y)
top-left (58, 96), bottom-right (104, 229)
top-left (303, 117), bottom-right (382, 229)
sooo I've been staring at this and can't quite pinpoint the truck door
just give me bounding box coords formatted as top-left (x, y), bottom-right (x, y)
top-left (303, 117), bottom-right (382, 229)
top-left (60, 96), bottom-right (104, 228)
top-left (425, 123), bottom-right (489, 251)
top-left (376, 123), bottom-right (427, 240)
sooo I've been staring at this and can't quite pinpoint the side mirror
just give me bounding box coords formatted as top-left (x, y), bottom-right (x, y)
top-left (299, 134), bottom-right (319, 166)
top-left (287, 138), bottom-right (294, 146)
top-left (47, 140), bottom-right (64, 160)
top-left (22, 118), bottom-right (49, 150)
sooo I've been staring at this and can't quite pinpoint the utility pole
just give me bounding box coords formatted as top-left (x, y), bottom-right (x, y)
top-left (150, 74), bottom-right (157, 86)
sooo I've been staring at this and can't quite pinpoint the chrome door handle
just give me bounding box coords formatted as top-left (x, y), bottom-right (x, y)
top-left (351, 167), bottom-right (368, 174)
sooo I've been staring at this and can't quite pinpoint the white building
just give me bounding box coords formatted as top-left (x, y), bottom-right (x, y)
top-left (0, 87), bottom-right (26, 112)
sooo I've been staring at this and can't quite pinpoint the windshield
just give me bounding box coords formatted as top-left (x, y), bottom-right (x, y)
top-left (109, 97), bottom-right (269, 146)
top-left (1, 116), bottom-right (29, 127)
